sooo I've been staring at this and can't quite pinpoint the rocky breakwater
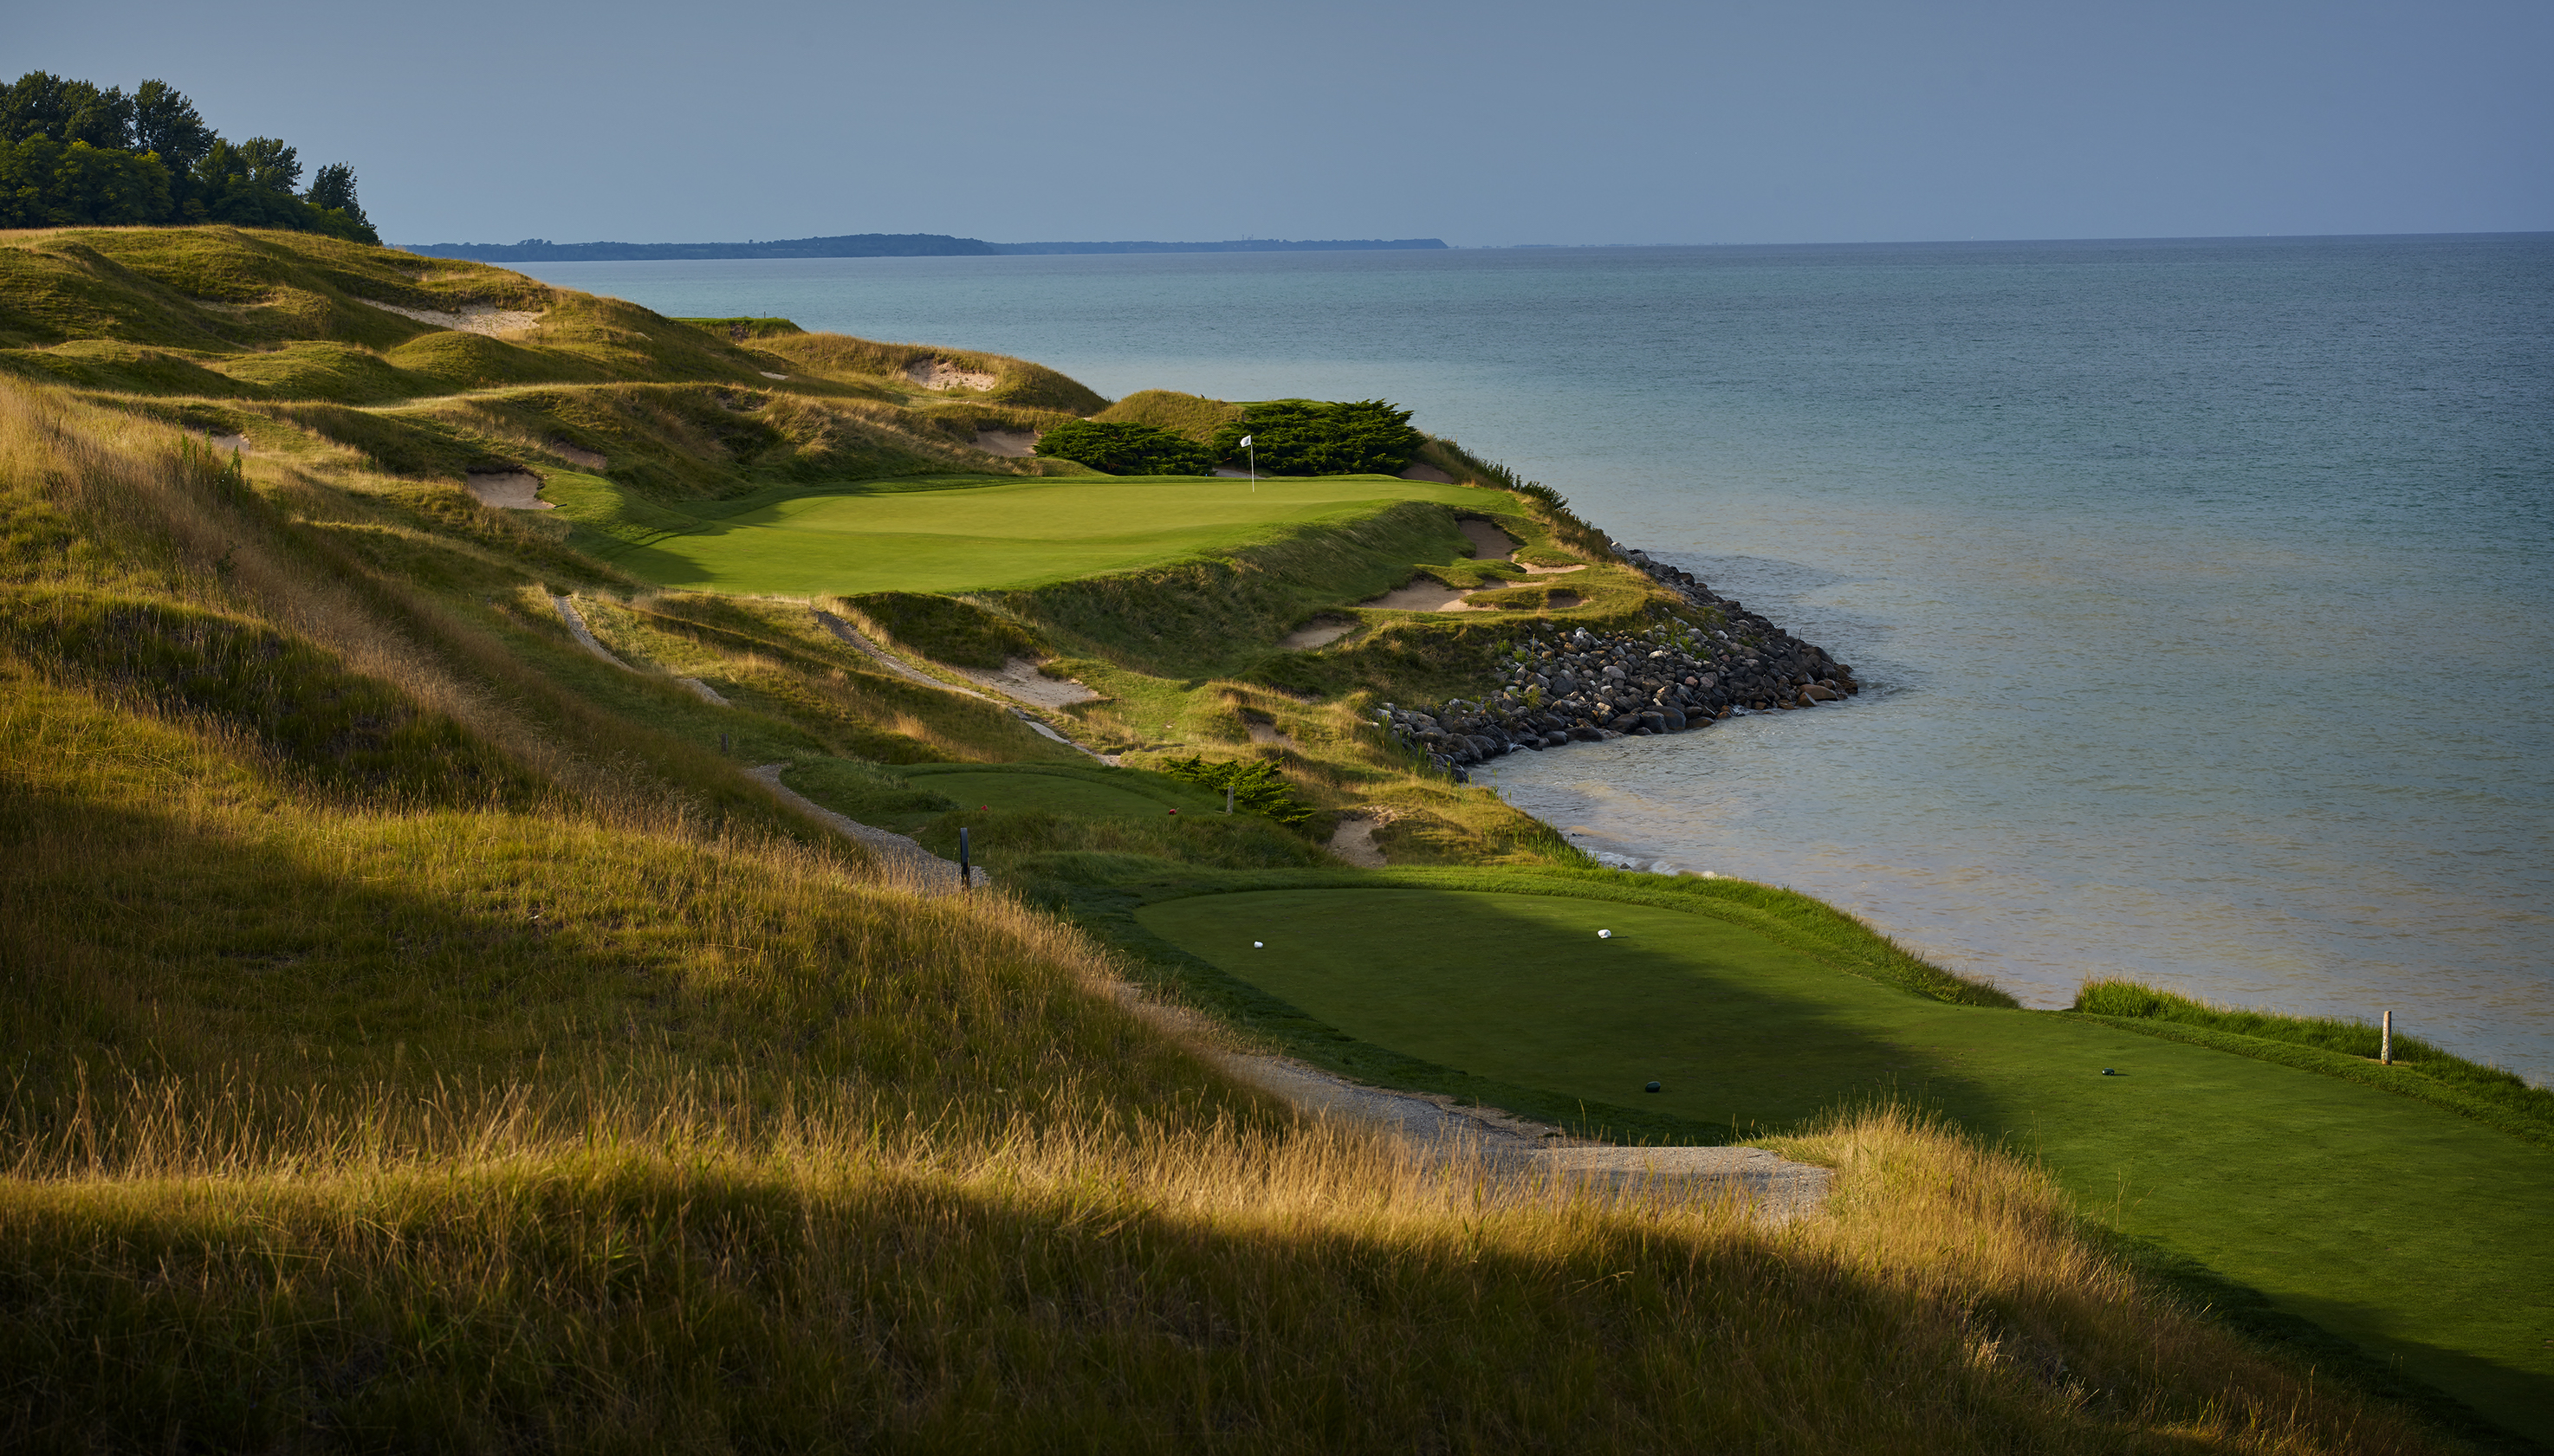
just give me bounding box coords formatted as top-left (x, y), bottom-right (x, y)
top-left (1375, 547), bottom-right (1859, 780)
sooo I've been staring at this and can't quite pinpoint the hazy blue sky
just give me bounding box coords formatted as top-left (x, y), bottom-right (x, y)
top-left (15, 0), bottom-right (2550, 245)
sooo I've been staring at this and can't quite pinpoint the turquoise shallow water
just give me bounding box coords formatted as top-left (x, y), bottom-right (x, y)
top-left (517, 237), bottom-right (2554, 1083)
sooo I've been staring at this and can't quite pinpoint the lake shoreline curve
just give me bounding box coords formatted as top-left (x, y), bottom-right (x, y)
top-left (1375, 539), bottom-right (1859, 782)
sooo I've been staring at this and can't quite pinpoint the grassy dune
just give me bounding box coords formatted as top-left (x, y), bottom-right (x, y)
top-left (0, 225), bottom-right (2538, 1449)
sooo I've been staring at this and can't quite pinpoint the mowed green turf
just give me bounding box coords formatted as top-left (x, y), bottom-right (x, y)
top-left (898, 765), bottom-right (1203, 821)
top-left (570, 474), bottom-right (1492, 594)
top-left (1136, 887), bottom-right (2554, 1439)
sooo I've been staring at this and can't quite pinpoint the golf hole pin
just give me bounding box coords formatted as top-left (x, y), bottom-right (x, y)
top-left (1598, 929), bottom-right (1613, 939)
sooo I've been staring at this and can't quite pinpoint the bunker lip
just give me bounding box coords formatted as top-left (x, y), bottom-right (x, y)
top-left (1355, 576), bottom-right (1485, 612)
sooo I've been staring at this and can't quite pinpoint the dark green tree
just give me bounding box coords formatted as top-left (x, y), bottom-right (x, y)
top-left (1210, 399), bottom-right (1422, 476)
top-left (303, 161), bottom-right (374, 239)
top-left (0, 72), bottom-right (376, 241)
top-left (132, 80), bottom-right (215, 174)
top-left (1032, 420), bottom-right (1216, 475)
top-left (0, 138), bottom-right (172, 227)
top-left (0, 73), bottom-right (133, 149)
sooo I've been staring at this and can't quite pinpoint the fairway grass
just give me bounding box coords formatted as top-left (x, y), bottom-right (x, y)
top-left (898, 764), bottom-right (1211, 822)
top-left (553, 471), bottom-right (1505, 595)
top-left (1135, 886), bottom-right (2554, 1440)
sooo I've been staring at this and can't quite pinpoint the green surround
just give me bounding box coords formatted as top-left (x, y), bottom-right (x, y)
top-left (1137, 886), bottom-right (2554, 1441)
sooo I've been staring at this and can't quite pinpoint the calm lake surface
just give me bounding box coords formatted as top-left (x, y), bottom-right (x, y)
top-left (515, 237), bottom-right (2554, 1083)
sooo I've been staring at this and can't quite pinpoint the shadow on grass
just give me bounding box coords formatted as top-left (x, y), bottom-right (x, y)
top-left (1112, 882), bottom-right (2011, 1146)
top-left (0, 1159), bottom-right (2280, 1453)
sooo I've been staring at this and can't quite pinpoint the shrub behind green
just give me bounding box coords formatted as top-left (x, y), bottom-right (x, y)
top-left (1031, 419), bottom-right (1214, 476)
top-left (1152, 755), bottom-right (1319, 829)
top-left (1211, 399), bottom-right (1422, 476)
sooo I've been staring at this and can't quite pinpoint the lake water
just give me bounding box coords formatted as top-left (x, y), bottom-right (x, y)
top-left (513, 237), bottom-right (2554, 1084)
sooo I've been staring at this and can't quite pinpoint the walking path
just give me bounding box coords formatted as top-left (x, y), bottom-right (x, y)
top-left (760, 776), bottom-right (1830, 1219)
top-left (550, 595), bottom-right (631, 669)
top-left (749, 763), bottom-right (986, 890)
top-left (811, 610), bottom-right (991, 699)
top-left (812, 610), bottom-right (1118, 763)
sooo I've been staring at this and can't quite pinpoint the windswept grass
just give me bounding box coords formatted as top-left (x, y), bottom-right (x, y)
top-left (0, 1076), bottom-right (2453, 1455)
top-left (0, 228), bottom-right (2529, 1450)
top-left (1093, 387), bottom-right (1248, 442)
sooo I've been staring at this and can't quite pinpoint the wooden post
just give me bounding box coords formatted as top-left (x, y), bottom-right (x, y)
top-left (959, 827), bottom-right (971, 891)
top-left (2382, 1009), bottom-right (2392, 1065)
top-left (1225, 785), bottom-right (1235, 815)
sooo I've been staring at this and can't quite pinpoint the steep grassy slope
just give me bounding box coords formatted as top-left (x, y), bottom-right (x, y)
top-left (0, 226), bottom-right (2516, 1452)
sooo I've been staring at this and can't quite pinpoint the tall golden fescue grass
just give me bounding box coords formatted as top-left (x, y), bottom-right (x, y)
top-left (0, 374), bottom-right (2460, 1451)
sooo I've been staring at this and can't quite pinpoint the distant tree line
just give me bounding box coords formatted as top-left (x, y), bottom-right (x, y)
top-left (0, 73), bottom-right (376, 240)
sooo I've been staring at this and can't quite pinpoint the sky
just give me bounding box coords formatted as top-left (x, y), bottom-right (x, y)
top-left (13, 0), bottom-right (2551, 247)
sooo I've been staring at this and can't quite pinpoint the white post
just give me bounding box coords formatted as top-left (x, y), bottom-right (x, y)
top-left (1248, 441), bottom-right (1256, 494)
top-left (2382, 1010), bottom-right (2392, 1065)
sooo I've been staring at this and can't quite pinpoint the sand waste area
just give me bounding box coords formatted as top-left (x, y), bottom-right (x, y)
top-left (467, 470), bottom-right (553, 509)
top-left (366, 301), bottom-right (545, 335)
top-left (905, 359), bottom-right (999, 392)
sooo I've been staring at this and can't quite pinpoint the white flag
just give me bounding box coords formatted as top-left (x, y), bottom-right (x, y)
top-left (1239, 436), bottom-right (1253, 448)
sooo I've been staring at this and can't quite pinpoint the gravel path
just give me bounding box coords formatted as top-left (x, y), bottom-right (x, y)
top-left (812, 610), bottom-right (1116, 762)
top-left (750, 763), bottom-right (985, 890)
top-left (1213, 1050), bottom-right (1830, 1219)
top-left (811, 610), bottom-right (991, 699)
top-left (550, 595), bottom-right (632, 670)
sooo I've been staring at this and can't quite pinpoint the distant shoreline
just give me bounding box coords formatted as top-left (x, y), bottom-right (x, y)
top-left (396, 234), bottom-right (1450, 264)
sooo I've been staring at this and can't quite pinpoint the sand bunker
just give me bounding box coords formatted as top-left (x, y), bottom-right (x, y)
top-left (367, 301), bottom-right (544, 335)
top-left (905, 359), bottom-right (999, 392)
top-left (1327, 816), bottom-right (1386, 867)
top-left (1518, 561), bottom-right (1585, 576)
top-left (955, 657), bottom-right (1102, 709)
top-left (1279, 618), bottom-right (1357, 650)
top-left (1357, 576), bottom-right (1484, 612)
top-left (1459, 518), bottom-right (1519, 560)
top-left (1400, 460), bottom-right (1455, 483)
top-left (678, 677), bottom-right (729, 706)
top-left (974, 429), bottom-right (1038, 457)
top-left (1241, 713), bottom-right (1294, 747)
top-left (547, 439), bottom-right (606, 469)
top-left (467, 470), bottom-right (553, 509)
top-left (194, 430), bottom-right (251, 456)
top-left (759, 371), bottom-right (789, 380)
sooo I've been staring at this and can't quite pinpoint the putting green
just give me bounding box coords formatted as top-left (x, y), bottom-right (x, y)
top-left (555, 473), bottom-right (1496, 595)
top-left (899, 767), bottom-right (1201, 821)
top-left (1137, 887), bottom-right (2554, 1439)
